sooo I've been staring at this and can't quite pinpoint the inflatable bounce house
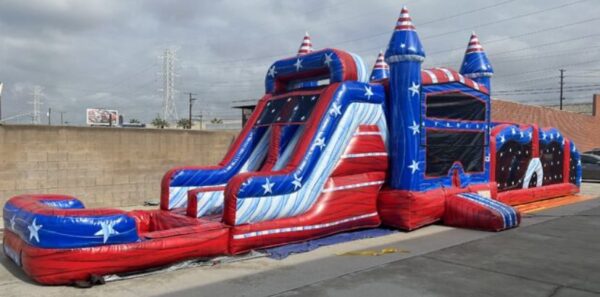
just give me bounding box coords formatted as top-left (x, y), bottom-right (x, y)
top-left (3, 6), bottom-right (582, 285)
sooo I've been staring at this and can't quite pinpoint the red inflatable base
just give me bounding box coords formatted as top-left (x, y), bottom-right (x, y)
top-left (496, 183), bottom-right (579, 206)
top-left (3, 224), bottom-right (229, 285)
top-left (377, 184), bottom-right (494, 231)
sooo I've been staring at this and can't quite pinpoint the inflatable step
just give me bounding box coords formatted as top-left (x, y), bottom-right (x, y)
top-left (444, 193), bottom-right (520, 231)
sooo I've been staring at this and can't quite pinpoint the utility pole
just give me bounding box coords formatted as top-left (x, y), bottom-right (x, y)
top-left (59, 111), bottom-right (66, 125)
top-left (188, 93), bottom-right (196, 129)
top-left (47, 107), bottom-right (51, 125)
top-left (559, 69), bottom-right (565, 110)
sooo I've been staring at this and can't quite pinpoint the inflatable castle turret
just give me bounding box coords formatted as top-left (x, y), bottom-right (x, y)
top-left (370, 51), bottom-right (389, 82)
top-left (297, 32), bottom-right (313, 56)
top-left (384, 6), bottom-right (425, 190)
top-left (460, 32), bottom-right (494, 92)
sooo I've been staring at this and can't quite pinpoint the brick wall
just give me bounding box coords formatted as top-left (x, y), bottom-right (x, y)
top-left (492, 99), bottom-right (600, 152)
top-left (0, 125), bottom-right (237, 211)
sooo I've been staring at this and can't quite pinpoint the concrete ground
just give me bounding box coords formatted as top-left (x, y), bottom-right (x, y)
top-left (0, 183), bottom-right (598, 297)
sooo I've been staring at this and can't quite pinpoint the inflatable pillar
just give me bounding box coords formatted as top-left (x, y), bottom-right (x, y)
top-left (297, 32), bottom-right (313, 56)
top-left (460, 32), bottom-right (494, 92)
top-left (370, 51), bottom-right (389, 82)
top-left (384, 6), bottom-right (425, 190)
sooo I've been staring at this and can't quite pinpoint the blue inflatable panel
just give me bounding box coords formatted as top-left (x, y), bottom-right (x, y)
top-left (3, 196), bottom-right (139, 249)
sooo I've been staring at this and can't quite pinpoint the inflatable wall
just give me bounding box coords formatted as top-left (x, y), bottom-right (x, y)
top-left (2, 5), bottom-right (581, 285)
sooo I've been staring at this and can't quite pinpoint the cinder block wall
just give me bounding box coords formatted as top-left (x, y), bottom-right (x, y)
top-left (0, 125), bottom-right (237, 212)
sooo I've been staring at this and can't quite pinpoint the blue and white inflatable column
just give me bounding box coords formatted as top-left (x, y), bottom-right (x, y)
top-left (459, 32), bottom-right (494, 92)
top-left (384, 6), bottom-right (425, 190)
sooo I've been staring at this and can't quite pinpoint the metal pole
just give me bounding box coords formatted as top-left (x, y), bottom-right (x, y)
top-left (188, 93), bottom-right (196, 129)
top-left (559, 69), bottom-right (565, 110)
top-left (48, 108), bottom-right (51, 125)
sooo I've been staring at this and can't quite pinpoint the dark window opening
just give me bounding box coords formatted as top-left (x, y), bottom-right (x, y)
top-left (426, 92), bottom-right (486, 121)
top-left (494, 140), bottom-right (532, 192)
top-left (426, 130), bottom-right (485, 177)
top-left (540, 141), bottom-right (564, 186)
top-left (256, 93), bottom-right (320, 126)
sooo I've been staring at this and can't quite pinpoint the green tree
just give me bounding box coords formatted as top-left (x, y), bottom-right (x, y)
top-left (177, 118), bottom-right (192, 129)
top-left (151, 116), bottom-right (169, 129)
top-left (129, 118), bottom-right (141, 124)
top-left (211, 118), bottom-right (223, 124)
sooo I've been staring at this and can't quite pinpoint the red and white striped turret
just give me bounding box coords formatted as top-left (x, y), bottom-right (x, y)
top-left (297, 32), bottom-right (313, 56)
top-left (370, 51), bottom-right (389, 81)
top-left (394, 6), bottom-right (415, 31)
top-left (373, 51), bottom-right (388, 70)
top-left (465, 32), bottom-right (484, 53)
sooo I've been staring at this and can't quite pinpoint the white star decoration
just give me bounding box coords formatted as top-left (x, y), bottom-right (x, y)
top-left (408, 160), bottom-right (420, 174)
top-left (10, 215), bottom-right (16, 230)
top-left (28, 218), bottom-right (42, 243)
top-left (409, 82), bottom-right (420, 97)
top-left (409, 121), bottom-right (420, 135)
top-left (511, 128), bottom-right (516, 135)
top-left (499, 135), bottom-right (506, 143)
top-left (329, 103), bottom-right (342, 117)
top-left (294, 59), bottom-right (303, 71)
top-left (408, 46), bottom-right (416, 52)
top-left (364, 86), bottom-right (374, 100)
top-left (314, 136), bottom-right (326, 150)
top-left (268, 66), bottom-right (277, 77)
top-left (400, 43), bottom-right (406, 48)
top-left (292, 174), bottom-right (302, 190)
top-left (528, 132), bottom-right (532, 139)
top-left (324, 53), bottom-right (333, 66)
top-left (95, 221), bottom-right (119, 243)
top-left (262, 178), bottom-right (275, 194)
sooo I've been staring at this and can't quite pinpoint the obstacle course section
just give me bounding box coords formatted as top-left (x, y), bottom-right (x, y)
top-left (490, 124), bottom-right (581, 206)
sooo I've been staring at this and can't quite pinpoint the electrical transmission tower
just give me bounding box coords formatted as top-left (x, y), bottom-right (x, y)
top-left (31, 86), bottom-right (43, 125)
top-left (161, 49), bottom-right (178, 123)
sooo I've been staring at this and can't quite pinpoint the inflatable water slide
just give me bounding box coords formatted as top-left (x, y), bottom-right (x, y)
top-left (3, 6), bottom-right (582, 285)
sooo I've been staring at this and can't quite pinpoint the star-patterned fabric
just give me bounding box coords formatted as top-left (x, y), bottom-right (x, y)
top-left (256, 93), bottom-right (320, 126)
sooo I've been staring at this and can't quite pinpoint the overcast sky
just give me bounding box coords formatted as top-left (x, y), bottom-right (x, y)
top-left (1, 0), bottom-right (599, 124)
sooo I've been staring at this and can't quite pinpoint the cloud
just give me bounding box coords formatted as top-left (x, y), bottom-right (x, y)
top-left (1, 0), bottom-right (599, 124)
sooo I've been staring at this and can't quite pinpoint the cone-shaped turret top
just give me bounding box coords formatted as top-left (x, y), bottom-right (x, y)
top-left (297, 32), bottom-right (313, 56)
top-left (459, 32), bottom-right (494, 78)
top-left (370, 51), bottom-right (389, 81)
top-left (384, 6), bottom-right (425, 63)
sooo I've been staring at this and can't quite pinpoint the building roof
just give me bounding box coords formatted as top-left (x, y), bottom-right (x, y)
top-left (491, 99), bottom-right (600, 151)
